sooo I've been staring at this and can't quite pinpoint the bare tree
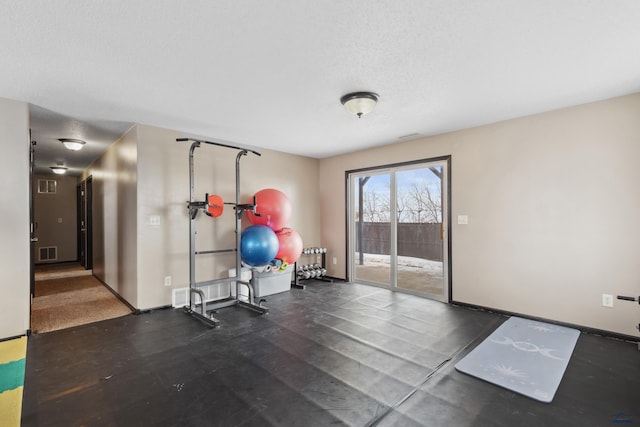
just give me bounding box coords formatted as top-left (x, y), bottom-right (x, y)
top-left (362, 190), bottom-right (389, 222)
top-left (396, 193), bottom-right (409, 222)
top-left (359, 172), bottom-right (441, 223)
top-left (397, 168), bottom-right (442, 223)
top-left (403, 182), bottom-right (441, 223)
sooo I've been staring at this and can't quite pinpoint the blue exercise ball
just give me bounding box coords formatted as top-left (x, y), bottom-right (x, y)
top-left (241, 225), bottom-right (279, 267)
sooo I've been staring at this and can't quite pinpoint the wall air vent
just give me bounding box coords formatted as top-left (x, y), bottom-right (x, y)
top-left (37, 179), bottom-right (57, 194)
top-left (172, 284), bottom-right (229, 308)
top-left (38, 246), bottom-right (57, 262)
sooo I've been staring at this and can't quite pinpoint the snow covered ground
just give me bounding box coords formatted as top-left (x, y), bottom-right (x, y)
top-left (358, 253), bottom-right (443, 275)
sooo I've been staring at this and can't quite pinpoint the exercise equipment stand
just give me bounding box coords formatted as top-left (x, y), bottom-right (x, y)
top-left (179, 137), bottom-right (267, 327)
top-left (616, 295), bottom-right (640, 350)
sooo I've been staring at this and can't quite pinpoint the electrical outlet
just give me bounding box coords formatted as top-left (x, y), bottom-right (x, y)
top-left (164, 276), bottom-right (172, 287)
top-left (332, 257), bottom-right (337, 265)
top-left (602, 294), bottom-right (614, 308)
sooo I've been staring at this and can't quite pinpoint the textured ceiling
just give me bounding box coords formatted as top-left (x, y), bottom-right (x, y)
top-left (2, 1), bottom-right (640, 175)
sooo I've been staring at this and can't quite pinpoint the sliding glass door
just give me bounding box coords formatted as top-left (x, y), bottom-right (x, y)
top-left (348, 157), bottom-right (450, 302)
top-left (351, 171), bottom-right (392, 287)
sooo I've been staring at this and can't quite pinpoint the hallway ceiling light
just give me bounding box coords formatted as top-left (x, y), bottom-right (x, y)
top-left (50, 166), bottom-right (68, 175)
top-left (340, 92), bottom-right (379, 118)
top-left (59, 138), bottom-right (86, 151)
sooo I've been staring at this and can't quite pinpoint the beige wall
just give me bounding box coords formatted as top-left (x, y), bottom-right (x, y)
top-left (4, 93), bottom-right (636, 341)
top-left (33, 173), bottom-right (78, 263)
top-left (320, 93), bottom-right (640, 337)
top-left (135, 124), bottom-right (321, 310)
top-left (83, 125), bottom-right (138, 306)
top-left (86, 124), bottom-right (321, 310)
top-left (0, 97), bottom-right (30, 338)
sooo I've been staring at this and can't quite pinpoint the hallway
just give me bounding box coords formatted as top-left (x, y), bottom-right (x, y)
top-left (31, 263), bottom-right (132, 333)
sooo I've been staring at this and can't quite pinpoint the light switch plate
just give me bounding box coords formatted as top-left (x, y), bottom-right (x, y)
top-left (457, 215), bottom-right (468, 225)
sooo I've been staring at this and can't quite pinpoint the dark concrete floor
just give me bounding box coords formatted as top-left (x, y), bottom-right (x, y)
top-left (22, 280), bottom-right (639, 426)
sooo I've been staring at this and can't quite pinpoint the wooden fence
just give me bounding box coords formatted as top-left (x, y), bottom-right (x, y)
top-left (356, 222), bottom-right (443, 262)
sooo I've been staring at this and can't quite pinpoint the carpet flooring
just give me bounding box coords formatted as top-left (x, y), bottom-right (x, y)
top-left (31, 274), bottom-right (132, 333)
top-left (34, 262), bottom-right (93, 281)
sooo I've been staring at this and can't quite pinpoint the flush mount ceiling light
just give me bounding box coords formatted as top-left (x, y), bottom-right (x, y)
top-left (340, 92), bottom-right (379, 118)
top-left (59, 138), bottom-right (86, 151)
top-left (50, 166), bottom-right (68, 175)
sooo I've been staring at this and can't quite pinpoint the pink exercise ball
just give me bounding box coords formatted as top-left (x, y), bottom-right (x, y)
top-left (275, 228), bottom-right (303, 264)
top-left (246, 188), bottom-right (292, 232)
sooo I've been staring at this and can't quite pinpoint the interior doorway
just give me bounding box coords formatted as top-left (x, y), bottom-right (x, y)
top-left (347, 156), bottom-right (451, 302)
top-left (29, 152), bottom-right (129, 333)
top-left (27, 106), bottom-right (133, 333)
top-left (78, 176), bottom-right (93, 270)
top-left (29, 139), bottom-right (36, 299)
top-left (30, 172), bottom-right (131, 332)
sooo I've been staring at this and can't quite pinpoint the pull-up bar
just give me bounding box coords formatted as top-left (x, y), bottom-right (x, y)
top-left (176, 137), bottom-right (261, 157)
top-left (180, 135), bottom-right (268, 328)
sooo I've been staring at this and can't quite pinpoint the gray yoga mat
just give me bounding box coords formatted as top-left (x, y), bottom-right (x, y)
top-left (455, 316), bottom-right (580, 403)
